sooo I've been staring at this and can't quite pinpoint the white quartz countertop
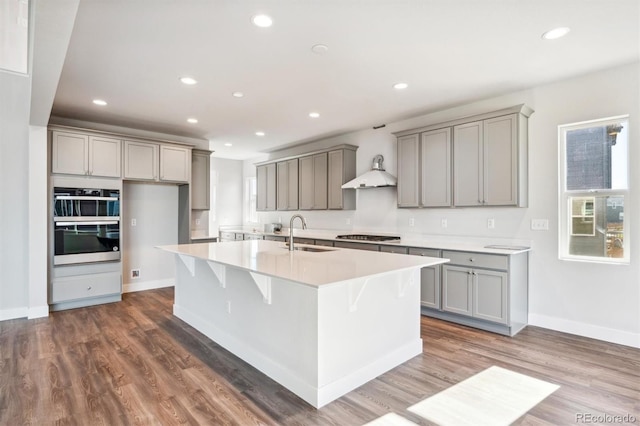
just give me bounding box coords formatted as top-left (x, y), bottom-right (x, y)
top-left (217, 228), bottom-right (532, 255)
top-left (159, 240), bottom-right (447, 287)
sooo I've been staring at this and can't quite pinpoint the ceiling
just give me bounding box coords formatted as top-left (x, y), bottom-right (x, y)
top-left (50, 0), bottom-right (639, 159)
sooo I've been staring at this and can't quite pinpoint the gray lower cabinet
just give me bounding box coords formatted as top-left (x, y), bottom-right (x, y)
top-left (264, 235), bottom-right (286, 242)
top-left (314, 239), bottom-right (334, 247)
top-left (408, 247), bottom-right (441, 310)
top-left (436, 250), bottom-right (527, 335)
top-left (50, 262), bottom-right (122, 311)
top-left (219, 231), bottom-right (244, 242)
top-left (243, 234), bottom-right (264, 240)
top-left (334, 241), bottom-right (379, 251)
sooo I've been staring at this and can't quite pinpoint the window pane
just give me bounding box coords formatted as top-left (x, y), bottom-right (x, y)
top-left (568, 195), bottom-right (624, 259)
top-left (565, 121), bottom-right (628, 190)
top-left (0, 0), bottom-right (29, 74)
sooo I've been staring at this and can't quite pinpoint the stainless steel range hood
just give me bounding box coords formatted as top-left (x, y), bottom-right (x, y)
top-left (341, 155), bottom-right (397, 189)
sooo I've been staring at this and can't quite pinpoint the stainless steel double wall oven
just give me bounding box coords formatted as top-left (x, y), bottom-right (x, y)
top-left (53, 186), bottom-right (121, 265)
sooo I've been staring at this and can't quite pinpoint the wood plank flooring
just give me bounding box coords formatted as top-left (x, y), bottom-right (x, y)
top-left (1, 287), bottom-right (638, 425)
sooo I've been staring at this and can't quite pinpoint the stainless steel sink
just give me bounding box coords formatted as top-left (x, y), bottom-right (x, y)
top-left (283, 246), bottom-right (335, 252)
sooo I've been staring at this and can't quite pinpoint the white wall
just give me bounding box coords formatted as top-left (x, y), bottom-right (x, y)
top-left (0, 71), bottom-right (31, 320)
top-left (122, 182), bottom-right (178, 292)
top-left (245, 62), bottom-right (640, 347)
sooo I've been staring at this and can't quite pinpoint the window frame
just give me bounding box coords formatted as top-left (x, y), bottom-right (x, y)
top-left (558, 115), bottom-right (630, 264)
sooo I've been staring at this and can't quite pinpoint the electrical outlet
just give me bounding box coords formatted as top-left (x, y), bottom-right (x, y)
top-left (131, 218), bottom-right (137, 227)
top-left (487, 218), bottom-right (495, 229)
top-left (195, 218), bottom-right (201, 226)
top-left (531, 219), bottom-right (549, 230)
top-left (226, 301), bottom-right (231, 314)
top-left (131, 269), bottom-right (140, 279)
top-left (409, 217), bottom-right (415, 227)
top-left (441, 218), bottom-right (448, 229)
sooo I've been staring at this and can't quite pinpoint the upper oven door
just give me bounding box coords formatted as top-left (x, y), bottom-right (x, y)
top-left (53, 188), bottom-right (120, 219)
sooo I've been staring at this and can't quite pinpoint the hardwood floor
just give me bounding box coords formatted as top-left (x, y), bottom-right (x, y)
top-left (1, 288), bottom-right (638, 425)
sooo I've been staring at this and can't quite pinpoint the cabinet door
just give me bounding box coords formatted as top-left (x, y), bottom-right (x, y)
top-left (473, 269), bottom-right (508, 324)
top-left (313, 153), bottom-right (328, 209)
top-left (298, 155), bottom-right (314, 210)
top-left (420, 266), bottom-right (441, 309)
top-left (265, 163), bottom-right (277, 210)
top-left (277, 159), bottom-right (298, 210)
top-left (256, 164), bottom-right (276, 211)
top-left (124, 141), bottom-right (158, 180)
top-left (397, 134), bottom-right (420, 207)
top-left (327, 150), bottom-right (343, 209)
top-left (483, 114), bottom-right (517, 206)
top-left (191, 151), bottom-right (210, 210)
top-left (160, 145), bottom-right (190, 182)
top-left (88, 136), bottom-right (121, 178)
top-left (442, 265), bottom-right (473, 316)
top-left (453, 121), bottom-right (483, 206)
top-left (421, 128), bottom-right (452, 207)
top-left (51, 131), bottom-right (89, 175)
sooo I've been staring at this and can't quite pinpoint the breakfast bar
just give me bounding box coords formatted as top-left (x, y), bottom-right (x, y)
top-left (158, 240), bottom-right (447, 408)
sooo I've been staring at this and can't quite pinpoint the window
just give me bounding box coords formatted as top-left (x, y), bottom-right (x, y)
top-left (559, 116), bottom-right (629, 263)
top-left (1, 0), bottom-right (29, 74)
top-left (245, 177), bottom-right (258, 223)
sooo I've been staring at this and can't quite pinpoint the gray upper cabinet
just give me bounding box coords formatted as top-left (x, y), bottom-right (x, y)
top-left (421, 128), bottom-right (452, 207)
top-left (257, 163), bottom-right (277, 211)
top-left (299, 153), bottom-right (327, 210)
top-left (277, 159), bottom-right (299, 210)
top-left (395, 104), bottom-right (531, 208)
top-left (397, 134), bottom-right (420, 207)
top-left (328, 148), bottom-right (356, 210)
top-left (453, 121), bottom-right (484, 206)
top-left (191, 150), bottom-right (211, 210)
top-left (123, 140), bottom-right (190, 183)
top-left (123, 140), bottom-right (158, 181)
top-left (52, 130), bottom-right (121, 178)
top-left (160, 145), bottom-right (190, 182)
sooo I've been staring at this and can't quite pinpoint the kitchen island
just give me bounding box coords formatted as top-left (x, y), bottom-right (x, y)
top-left (158, 240), bottom-right (447, 408)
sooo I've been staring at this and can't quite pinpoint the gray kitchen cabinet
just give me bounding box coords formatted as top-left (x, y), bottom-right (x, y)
top-left (191, 150), bottom-right (211, 210)
top-left (160, 145), bottom-right (190, 182)
top-left (442, 265), bottom-right (473, 316)
top-left (334, 241), bottom-right (379, 251)
top-left (327, 148), bottom-right (356, 210)
top-left (243, 234), bottom-right (264, 240)
top-left (124, 140), bottom-right (190, 183)
top-left (264, 235), bottom-right (286, 242)
top-left (394, 104), bottom-right (531, 208)
top-left (473, 269), bottom-right (508, 324)
top-left (219, 231), bottom-right (244, 242)
top-left (421, 128), bottom-right (452, 207)
top-left (397, 134), bottom-right (420, 207)
top-left (379, 245), bottom-right (409, 254)
top-left (277, 159), bottom-right (299, 210)
top-left (51, 130), bottom-right (121, 178)
top-left (257, 163), bottom-right (276, 211)
top-left (454, 114), bottom-right (521, 206)
top-left (299, 153), bottom-right (327, 210)
top-left (408, 247), bottom-right (441, 310)
top-left (314, 239), bottom-right (334, 247)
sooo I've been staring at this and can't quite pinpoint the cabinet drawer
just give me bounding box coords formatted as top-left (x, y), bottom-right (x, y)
top-left (380, 245), bottom-right (409, 254)
top-left (334, 241), bottom-right (380, 251)
top-left (443, 250), bottom-right (508, 270)
top-left (243, 234), bottom-right (264, 240)
top-left (408, 247), bottom-right (441, 258)
top-left (264, 235), bottom-right (286, 242)
top-left (52, 272), bottom-right (121, 303)
top-left (314, 239), bottom-right (334, 247)
top-left (219, 232), bottom-right (236, 241)
top-left (293, 237), bottom-right (315, 245)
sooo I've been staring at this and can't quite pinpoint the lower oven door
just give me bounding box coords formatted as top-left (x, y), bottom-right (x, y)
top-left (54, 220), bottom-right (121, 265)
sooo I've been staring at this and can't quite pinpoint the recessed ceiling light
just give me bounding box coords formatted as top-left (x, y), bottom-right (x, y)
top-left (252, 14), bottom-right (273, 28)
top-left (542, 27), bottom-right (570, 40)
top-left (393, 82), bottom-right (408, 90)
top-left (309, 112), bottom-right (320, 118)
top-left (255, 131), bottom-right (265, 136)
top-left (232, 91), bottom-right (244, 98)
top-left (224, 143), bottom-right (233, 147)
top-left (187, 118), bottom-right (198, 124)
top-left (180, 76), bottom-right (197, 85)
top-left (311, 44), bottom-right (329, 54)
top-left (92, 99), bottom-right (107, 106)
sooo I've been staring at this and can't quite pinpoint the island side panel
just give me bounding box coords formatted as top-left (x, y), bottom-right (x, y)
top-left (316, 268), bottom-right (423, 407)
top-left (172, 257), bottom-right (321, 404)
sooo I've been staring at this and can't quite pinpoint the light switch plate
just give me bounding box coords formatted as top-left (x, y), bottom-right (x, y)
top-left (531, 219), bottom-right (549, 230)
top-left (441, 218), bottom-right (448, 229)
top-left (487, 218), bottom-right (495, 229)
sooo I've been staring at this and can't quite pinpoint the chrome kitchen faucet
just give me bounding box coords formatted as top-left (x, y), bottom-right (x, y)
top-left (289, 214), bottom-right (307, 251)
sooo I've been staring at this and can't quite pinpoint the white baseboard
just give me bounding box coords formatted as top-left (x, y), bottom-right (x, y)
top-left (28, 305), bottom-right (50, 319)
top-left (123, 278), bottom-right (174, 294)
top-left (529, 313), bottom-right (640, 349)
top-left (0, 307), bottom-right (28, 321)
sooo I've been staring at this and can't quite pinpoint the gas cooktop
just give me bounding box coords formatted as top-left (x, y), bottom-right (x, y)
top-left (335, 234), bottom-right (401, 242)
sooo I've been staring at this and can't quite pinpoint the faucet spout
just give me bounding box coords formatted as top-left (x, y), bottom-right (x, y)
top-left (289, 214), bottom-right (307, 251)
